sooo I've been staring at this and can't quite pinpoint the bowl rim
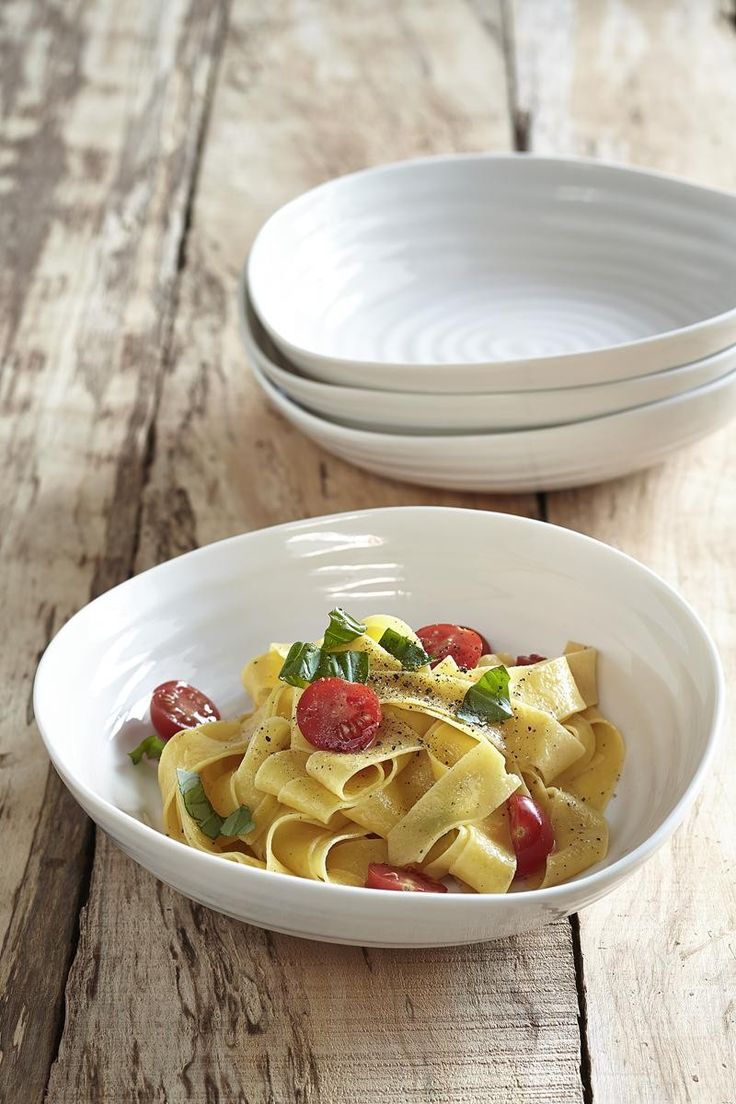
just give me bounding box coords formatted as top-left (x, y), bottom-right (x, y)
top-left (248, 151), bottom-right (736, 374)
top-left (248, 335), bottom-right (736, 444)
top-left (34, 506), bottom-right (725, 910)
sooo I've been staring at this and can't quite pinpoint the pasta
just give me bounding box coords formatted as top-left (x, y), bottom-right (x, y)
top-left (155, 612), bottom-right (625, 893)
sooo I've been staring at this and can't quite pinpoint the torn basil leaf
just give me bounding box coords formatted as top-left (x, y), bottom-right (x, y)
top-left (176, 768), bottom-right (253, 840)
top-left (322, 607), bottom-right (366, 650)
top-left (278, 641), bottom-right (322, 687)
top-left (176, 768), bottom-right (224, 839)
top-left (128, 734), bottom-right (166, 765)
top-left (220, 805), bottom-right (256, 837)
top-left (456, 665), bottom-right (513, 726)
top-left (280, 640), bottom-right (369, 686)
top-left (378, 628), bottom-right (430, 671)
top-left (316, 649), bottom-right (370, 683)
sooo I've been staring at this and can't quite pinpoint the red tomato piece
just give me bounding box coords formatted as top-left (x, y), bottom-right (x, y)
top-left (296, 678), bottom-right (382, 752)
top-left (515, 653), bottom-right (547, 666)
top-left (150, 680), bottom-right (221, 742)
top-left (461, 626), bottom-right (493, 654)
top-left (416, 623), bottom-right (484, 669)
top-left (508, 794), bottom-right (555, 878)
top-left (365, 863), bottom-right (448, 893)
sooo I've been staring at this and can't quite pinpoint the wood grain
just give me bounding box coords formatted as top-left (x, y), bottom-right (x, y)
top-left (0, 0), bottom-right (227, 1099)
top-left (511, 2), bottom-right (736, 1101)
top-left (46, 2), bottom-right (587, 1102)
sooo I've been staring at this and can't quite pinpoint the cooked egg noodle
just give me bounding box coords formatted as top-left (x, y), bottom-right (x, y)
top-left (158, 627), bottom-right (624, 891)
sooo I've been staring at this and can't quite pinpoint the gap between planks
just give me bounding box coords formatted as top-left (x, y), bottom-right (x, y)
top-left (498, 0), bottom-right (531, 151)
top-left (570, 914), bottom-right (594, 1104)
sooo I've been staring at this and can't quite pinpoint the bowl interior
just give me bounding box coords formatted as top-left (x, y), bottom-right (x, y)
top-left (36, 509), bottom-right (719, 891)
top-left (249, 156), bottom-right (736, 368)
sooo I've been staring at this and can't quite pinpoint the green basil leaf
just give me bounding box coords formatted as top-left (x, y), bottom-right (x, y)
top-left (378, 628), bottom-right (430, 671)
top-left (128, 734), bottom-right (166, 765)
top-left (176, 769), bottom-right (254, 840)
top-left (220, 805), bottom-right (255, 837)
top-left (176, 768), bottom-right (224, 839)
top-left (279, 640), bottom-right (370, 686)
top-left (278, 641), bottom-right (322, 687)
top-left (322, 607), bottom-right (366, 650)
top-left (456, 665), bottom-right (513, 726)
top-left (316, 649), bottom-right (370, 683)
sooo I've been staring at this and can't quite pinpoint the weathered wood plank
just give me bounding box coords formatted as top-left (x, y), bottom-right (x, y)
top-left (0, 0), bottom-right (227, 1099)
top-left (512, 0), bottom-right (736, 186)
top-left (47, 2), bottom-right (586, 1102)
top-left (52, 835), bottom-right (585, 1104)
top-left (511, 2), bottom-right (736, 1101)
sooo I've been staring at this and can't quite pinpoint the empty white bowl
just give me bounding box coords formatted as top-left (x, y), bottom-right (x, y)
top-left (251, 352), bottom-right (736, 492)
top-left (240, 277), bottom-right (736, 433)
top-left (34, 508), bottom-right (723, 945)
top-left (248, 155), bottom-right (736, 392)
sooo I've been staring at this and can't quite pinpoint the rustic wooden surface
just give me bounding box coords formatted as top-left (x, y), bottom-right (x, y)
top-left (0, 1), bottom-right (734, 1102)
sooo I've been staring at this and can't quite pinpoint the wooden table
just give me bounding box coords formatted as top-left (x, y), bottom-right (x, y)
top-left (1, 2), bottom-right (734, 1101)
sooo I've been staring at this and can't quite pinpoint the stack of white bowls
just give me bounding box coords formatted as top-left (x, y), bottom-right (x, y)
top-left (240, 155), bottom-right (736, 492)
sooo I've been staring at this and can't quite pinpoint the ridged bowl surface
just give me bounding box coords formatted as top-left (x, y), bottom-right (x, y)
top-left (248, 155), bottom-right (736, 392)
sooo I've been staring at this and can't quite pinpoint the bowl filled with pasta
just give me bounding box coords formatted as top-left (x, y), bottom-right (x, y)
top-left (34, 508), bottom-right (723, 946)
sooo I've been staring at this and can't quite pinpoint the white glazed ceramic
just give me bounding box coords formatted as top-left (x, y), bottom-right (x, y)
top-left (248, 155), bottom-right (736, 393)
top-left (251, 353), bottom-right (736, 492)
top-left (35, 508), bottom-right (722, 947)
top-left (239, 279), bottom-right (736, 433)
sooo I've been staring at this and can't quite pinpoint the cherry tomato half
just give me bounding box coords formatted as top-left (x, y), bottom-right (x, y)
top-left (515, 653), bottom-right (547, 666)
top-left (462, 627), bottom-right (493, 655)
top-left (416, 623), bottom-right (484, 669)
top-left (365, 863), bottom-right (448, 893)
top-left (150, 680), bottom-right (221, 742)
top-left (508, 794), bottom-right (555, 878)
top-left (296, 678), bottom-right (382, 752)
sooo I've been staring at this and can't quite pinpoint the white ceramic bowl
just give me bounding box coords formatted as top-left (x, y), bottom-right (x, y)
top-left (250, 353), bottom-right (736, 492)
top-left (239, 278), bottom-right (736, 433)
top-left (248, 155), bottom-right (736, 392)
top-left (35, 508), bottom-right (722, 946)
